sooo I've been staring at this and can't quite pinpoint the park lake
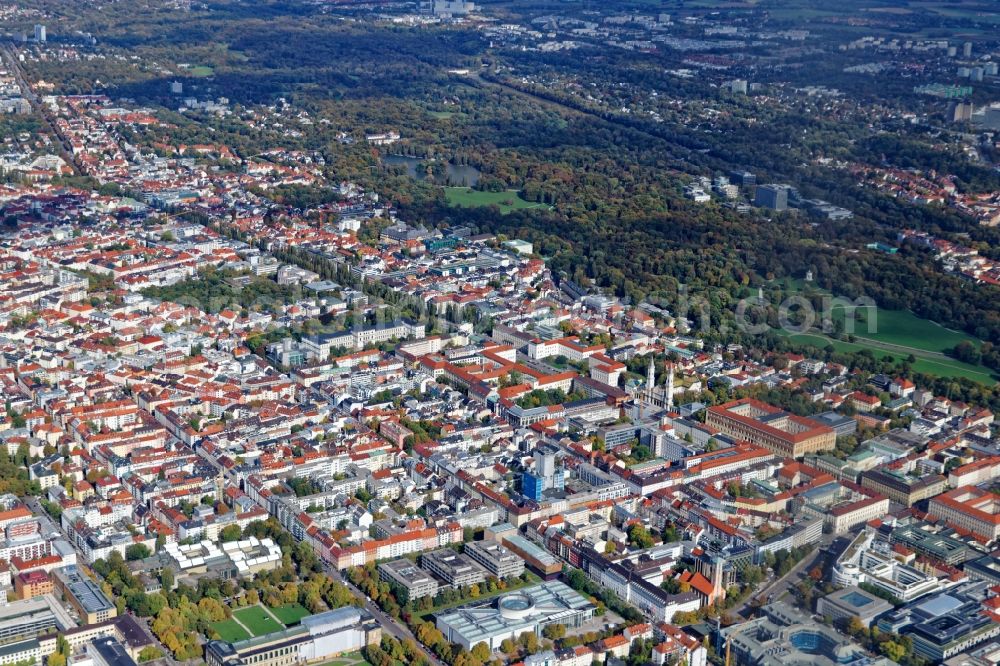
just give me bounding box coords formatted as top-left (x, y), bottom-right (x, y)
top-left (384, 155), bottom-right (480, 187)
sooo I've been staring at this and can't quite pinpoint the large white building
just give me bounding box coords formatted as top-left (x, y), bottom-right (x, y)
top-left (436, 582), bottom-right (595, 650)
top-left (0, 595), bottom-right (75, 645)
top-left (833, 532), bottom-right (942, 602)
top-left (300, 320), bottom-right (424, 358)
top-left (163, 537), bottom-right (282, 578)
top-left (0, 638), bottom-right (41, 666)
top-left (205, 607), bottom-right (381, 666)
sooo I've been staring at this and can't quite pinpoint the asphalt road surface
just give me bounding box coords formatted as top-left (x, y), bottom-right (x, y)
top-left (321, 563), bottom-right (446, 666)
top-left (734, 531), bottom-right (838, 620)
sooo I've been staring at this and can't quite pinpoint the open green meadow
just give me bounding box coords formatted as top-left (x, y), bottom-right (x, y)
top-left (444, 187), bottom-right (551, 214)
top-left (772, 277), bottom-right (996, 384)
top-left (825, 306), bottom-right (982, 355)
top-left (781, 331), bottom-right (996, 385)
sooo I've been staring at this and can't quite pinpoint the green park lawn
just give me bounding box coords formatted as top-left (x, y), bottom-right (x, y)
top-left (269, 603), bottom-right (311, 625)
top-left (211, 619), bottom-right (252, 643)
top-left (444, 187), bottom-right (550, 214)
top-left (313, 652), bottom-right (374, 666)
top-left (189, 65), bottom-right (214, 77)
top-left (782, 332), bottom-right (996, 385)
top-left (233, 606), bottom-right (285, 636)
top-left (778, 277), bottom-right (982, 354)
top-left (773, 277), bottom-right (996, 384)
top-left (825, 306), bottom-right (981, 355)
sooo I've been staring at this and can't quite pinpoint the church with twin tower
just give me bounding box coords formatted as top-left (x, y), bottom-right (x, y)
top-left (644, 357), bottom-right (675, 411)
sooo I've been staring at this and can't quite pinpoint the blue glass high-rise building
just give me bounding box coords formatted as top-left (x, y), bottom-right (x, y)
top-left (521, 445), bottom-right (563, 501)
top-left (522, 471), bottom-right (543, 501)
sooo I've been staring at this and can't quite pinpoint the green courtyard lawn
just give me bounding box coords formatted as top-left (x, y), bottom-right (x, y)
top-left (269, 603), bottom-right (311, 626)
top-left (211, 618), bottom-right (252, 643)
top-left (312, 652), bottom-right (374, 666)
top-left (233, 606), bottom-right (285, 636)
top-left (444, 187), bottom-right (551, 214)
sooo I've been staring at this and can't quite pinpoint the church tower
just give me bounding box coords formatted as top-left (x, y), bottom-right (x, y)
top-left (666, 363), bottom-right (675, 411)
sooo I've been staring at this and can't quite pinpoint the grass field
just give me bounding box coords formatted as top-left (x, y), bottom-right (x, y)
top-left (428, 110), bottom-right (463, 120)
top-left (780, 331), bottom-right (997, 385)
top-left (767, 277), bottom-right (997, 384)
top-left (826, 307), bottom-right (982, 355)
top-left (189, 65), bottom-right (214, 77)
top-left (312, 652), bottom-right (374, 666)
top-left (233, 606), bottom-right (285, 636)
top-left (776, 277), bottom-right (987, 352)
top-left (269, 603), bottom-right (311, 625)
top-left (444, 187), bottom-right (551, 214)
top-left (211, 619), bottom-right (252, 642)
top-left (915, 2), bottom-right (1000, 23)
